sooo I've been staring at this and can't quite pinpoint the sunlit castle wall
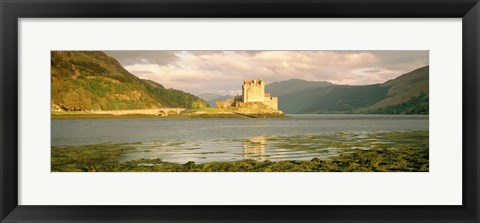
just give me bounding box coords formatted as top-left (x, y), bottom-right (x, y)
top-left (264, 96), bottom-right (278, 110)
top-left (242, 79), bottom-right (265, 103)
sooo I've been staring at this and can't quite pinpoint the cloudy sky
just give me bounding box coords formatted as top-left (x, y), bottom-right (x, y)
top-left (105, 50), bottom-right (429, 96)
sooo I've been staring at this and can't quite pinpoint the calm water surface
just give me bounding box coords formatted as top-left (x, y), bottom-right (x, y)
top-left (52, 114), bottom-right (428, 163)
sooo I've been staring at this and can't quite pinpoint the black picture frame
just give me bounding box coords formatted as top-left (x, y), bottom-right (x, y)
top-left (1, 0), bottom-right (479, 222)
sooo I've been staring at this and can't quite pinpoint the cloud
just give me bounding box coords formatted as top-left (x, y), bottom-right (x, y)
top-left (104, 51), bottom-right (178, 66)
top-left (107, 50), bottom-right (429, 95)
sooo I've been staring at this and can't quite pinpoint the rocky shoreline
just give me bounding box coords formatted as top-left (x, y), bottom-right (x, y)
top-left (51, 131), bottom-right (429, 172)
top-left (51, 110), bottom-right (286, 119)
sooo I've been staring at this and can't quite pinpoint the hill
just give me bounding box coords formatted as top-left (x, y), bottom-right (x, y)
top-left (197, 93), bottom-right (224, 101)
top-left (266, 79), bottom-right (333, 97)
top-left (51, 51), bottom-right (207, 111)
top-left (265, 66), bottom-right (429, 114)
top-left (370, 66), bottom-right (429, 109)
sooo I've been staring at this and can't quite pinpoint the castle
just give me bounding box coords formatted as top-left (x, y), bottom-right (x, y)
top-left (216, 79), bottom-right (279, 110)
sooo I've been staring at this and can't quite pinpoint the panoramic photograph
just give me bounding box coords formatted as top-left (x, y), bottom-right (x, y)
top-left (51, 50), bottom-right (429, 172)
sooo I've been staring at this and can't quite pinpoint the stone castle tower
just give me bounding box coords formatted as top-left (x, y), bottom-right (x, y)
top-left (242, 79), bottom-right (265, 103)
top-left (242, 79), bottom-right (278, 110)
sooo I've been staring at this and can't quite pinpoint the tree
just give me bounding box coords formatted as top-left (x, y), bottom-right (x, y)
top-left (62, 88), bottom-right (92, 111)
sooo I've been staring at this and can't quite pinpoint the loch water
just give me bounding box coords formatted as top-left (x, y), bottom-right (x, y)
top-left (51, 114), bottom-right (429, 163)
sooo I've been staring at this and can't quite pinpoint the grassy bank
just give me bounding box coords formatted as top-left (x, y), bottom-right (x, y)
top-left (51, 113), bottom-right (250, 120)
top-left (51, 131), bottom-right (428, 172)
top-left (51, 110), bottom-right (286, 120)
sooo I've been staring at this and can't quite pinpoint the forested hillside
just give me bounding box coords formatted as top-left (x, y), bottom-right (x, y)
top-left (51, 51), bottom-right (207, 111)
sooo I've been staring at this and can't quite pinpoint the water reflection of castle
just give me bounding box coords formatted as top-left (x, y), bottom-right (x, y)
top-left (243, 136), bottom-right (266, 161)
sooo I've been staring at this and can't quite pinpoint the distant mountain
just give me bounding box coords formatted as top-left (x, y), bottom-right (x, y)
top-left (51, 51), bottom-right (207, 111)
top-left (198, 93), bottom-right (223, 101)
top-left (266, 79), bottom-right (333, 96)
top-left (265, 66), bottom-right (429, 114)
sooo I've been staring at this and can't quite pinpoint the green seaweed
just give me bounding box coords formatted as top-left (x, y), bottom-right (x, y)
top-left (51, 131), bottom-right (428, 172)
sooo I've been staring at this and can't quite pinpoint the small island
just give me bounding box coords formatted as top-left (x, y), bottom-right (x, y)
top-left (198, 79), bottom-right (284, 118)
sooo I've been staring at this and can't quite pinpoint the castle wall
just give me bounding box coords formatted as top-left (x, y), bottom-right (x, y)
top-left (242, 80), bottom-right (265, 103)
top-left (216, 99), bottom-right (235, 108)
top-left (263, 96), bottom-right (278, 110)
